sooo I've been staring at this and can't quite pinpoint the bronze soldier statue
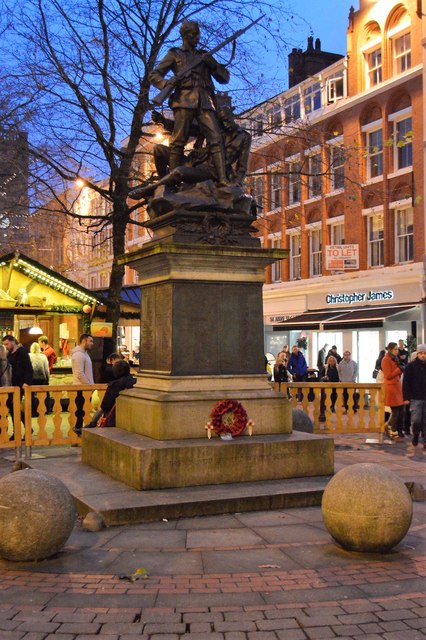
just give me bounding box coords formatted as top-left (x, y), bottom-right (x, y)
top-left (149, 20), bottom-right (230, 186)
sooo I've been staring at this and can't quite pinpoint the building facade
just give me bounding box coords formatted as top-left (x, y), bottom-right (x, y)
top-left (243, 0), bottom-right (425, 381)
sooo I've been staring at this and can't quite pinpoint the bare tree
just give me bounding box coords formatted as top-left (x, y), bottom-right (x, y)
top-left (1, 0), bottom-right (298, 342)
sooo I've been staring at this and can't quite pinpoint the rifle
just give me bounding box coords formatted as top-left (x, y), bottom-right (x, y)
top-left (152, 15), bottom-right (263, 107)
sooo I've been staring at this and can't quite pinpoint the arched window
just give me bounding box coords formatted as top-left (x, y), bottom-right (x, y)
top-left (362, 22), bottom-right (382, 88)
top-left (387, 6), bottom-right (411, 76)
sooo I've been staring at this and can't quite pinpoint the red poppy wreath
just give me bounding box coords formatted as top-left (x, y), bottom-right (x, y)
top-left (209, 399), bottom-right (249, 437)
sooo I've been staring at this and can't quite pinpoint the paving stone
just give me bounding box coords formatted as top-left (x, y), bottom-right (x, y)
top-left (275, 631), bottom-right (308, 640)
top-left (143, 623), bottom-right (187, 634)
top-left (188, 622), bottom-right (212, 632)
top-left (215, 620), bottom-right (257, 632)
top-left (183, 613), bottom-right (224, 623)
top-left (376, 609), bottom-right (419, 621)
top-left (256, 618), bottom-right (299, 631)
top-left (98, 623), bottom-right (144, 634)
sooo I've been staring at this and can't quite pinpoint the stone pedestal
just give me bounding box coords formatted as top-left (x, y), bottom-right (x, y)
top-left (82, 211), bottom-right (334, 491)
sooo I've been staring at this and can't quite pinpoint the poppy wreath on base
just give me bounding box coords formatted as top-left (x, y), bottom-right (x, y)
top-left (210, 399), bottom-right (248, 437)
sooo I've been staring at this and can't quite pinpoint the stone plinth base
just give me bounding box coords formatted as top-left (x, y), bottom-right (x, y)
top-left (81, 429), bottom-right (334, 491)
top-left (116, 375), bottom-right (291, 440)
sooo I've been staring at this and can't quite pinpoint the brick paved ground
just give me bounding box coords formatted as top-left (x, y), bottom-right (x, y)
top-left (0, 434), bottom-right (424, 638)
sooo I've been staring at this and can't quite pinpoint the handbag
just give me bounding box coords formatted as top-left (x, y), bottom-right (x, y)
top-left (372, 368), bottom-right (378, 379)
top-left (96, 404), bottom-right (116, 428)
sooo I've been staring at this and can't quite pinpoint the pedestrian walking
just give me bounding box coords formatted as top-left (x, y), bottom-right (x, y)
top-left (317, 343), bottom-right (329, 379)
top-left (337, 350), bottom-right (359, 412)
top-left (38, 335), bottom-right (57, 373)
top-left (288, 345), bottom-right (307, 402)
top-left (0, 344), bottom-right (11, 387)
top-left (2, 334), bottom-right (33, 439)
top-left (71, 333), bottom-right (94, 435)
top-left (402, 343), bottom-right (426, 449)
top-left (381, 342), bottom-right (405, 439)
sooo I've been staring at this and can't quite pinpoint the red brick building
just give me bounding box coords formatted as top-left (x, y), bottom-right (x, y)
top-left (243, 0), bottom-right (425, 382)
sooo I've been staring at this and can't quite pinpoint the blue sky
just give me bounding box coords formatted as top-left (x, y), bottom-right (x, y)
top-left (290, 0), bottom-right (351, 57)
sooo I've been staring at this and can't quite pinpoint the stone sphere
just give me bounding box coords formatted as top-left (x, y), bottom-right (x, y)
top-left (322, 463), bottom-right (412, 553)
top-left (0, 469), bottom-right (76, 561)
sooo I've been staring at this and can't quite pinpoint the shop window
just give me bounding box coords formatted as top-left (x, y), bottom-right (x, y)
top-left (309, 227), bottom-right (322, 277)
top-left (303, 82), bottom-right (321, 115)
top-left (367, 214), bottom-right (384, 267)
top-left (289, 232), bottom-right (301, 280)
top-left (365, 128), bottom-right (383, 179)
top-left (251, 174), bottom-right (264, 211)
top-left (395, 207), bottom-right (413, 263)
top-left (270, 236), bottom-right (282, 283)
top-left (393, 116), bottom-right (412, 170)
top-left (330, 221), bottom-right (344, 245)
top-left (287, 160), bottom-right (301, 205)
top-left (393, 32), bottom-right (411, 74)
top-left (269, 173), bottom-right (281, 210)
top-left (365, 47), bottom-right (382, 87)
top-left (330, 145), bottom-right (345, 191)
top-left (284, 93), bottom-right (301, 124)
top-left (308, 153), bottom-right (322, 198)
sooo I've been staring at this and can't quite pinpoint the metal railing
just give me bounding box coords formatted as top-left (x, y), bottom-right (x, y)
top-left (0, 384), bottom-right (107, 458)
top-left (274, 381), bottom-right (385, 437)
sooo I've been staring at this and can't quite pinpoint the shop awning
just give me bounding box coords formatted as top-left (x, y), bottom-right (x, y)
top-left (324, 304), bottom-right (417, 329)
top-left (275, 304), bottom-right (418, 330)
top-left (275, 310), bottom-right (347, 330)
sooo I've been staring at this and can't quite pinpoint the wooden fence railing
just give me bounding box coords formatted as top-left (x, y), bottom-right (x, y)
top-left (0, 384), bottom-right (107, 458)
top-left (274, 382), bottom-right (385, 437)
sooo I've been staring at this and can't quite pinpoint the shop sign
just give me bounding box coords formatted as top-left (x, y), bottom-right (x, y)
top-left (326, 290), bottom-right (394, 305)
top-left (325, 244), bottom-right (359, 270)
top-left (267, 314), bottom-right (297, 323)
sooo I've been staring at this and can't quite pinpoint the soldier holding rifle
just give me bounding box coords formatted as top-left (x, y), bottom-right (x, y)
top-left (149, 20), bottom-right (230, 186)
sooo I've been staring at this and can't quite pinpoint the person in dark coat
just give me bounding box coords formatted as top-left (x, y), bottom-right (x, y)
top-left (402, 343), bottom-right (426, 448)
top-left (317, 343), bottom-right (329, 379)
top-left (321, 355), bottom-right (340, 413)
top-left (288, 345), bottom-right (308, 401)
top-left (2, 334), bottom-right (33, 438)
top-left (326, 345), bottom-right (342, 364)
top-left (94, 360), bottom-right (136, 428)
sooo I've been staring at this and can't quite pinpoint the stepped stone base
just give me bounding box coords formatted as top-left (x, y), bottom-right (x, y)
top-left (81, 429), bottom-right (334, 491)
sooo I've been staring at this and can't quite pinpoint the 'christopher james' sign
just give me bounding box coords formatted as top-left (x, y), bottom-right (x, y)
top-left (326, 290), bottom-right (394, 305)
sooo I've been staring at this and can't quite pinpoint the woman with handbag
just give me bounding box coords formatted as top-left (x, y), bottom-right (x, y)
top-left (0, 345), bottom-right (11, 387)
top-left (381, 342), bottom-right (405, 439)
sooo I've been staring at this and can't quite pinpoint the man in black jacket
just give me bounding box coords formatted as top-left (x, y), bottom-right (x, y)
top-left (402, 343), bottom-right (426, 448)
top-left (2, 334), bottom-right (33, 438)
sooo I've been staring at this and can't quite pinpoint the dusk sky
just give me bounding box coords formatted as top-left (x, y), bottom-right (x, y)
top-left (290, 0), bottom-right (351, 57)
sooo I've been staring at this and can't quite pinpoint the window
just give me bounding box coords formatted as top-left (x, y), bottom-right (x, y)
top-left (308, 153), bottom-right (322, 198)
top-left (284, 94), bottom-right (301, 124)
top-left (309, 227), bottom-right (322, 276)
top-left (289, 233), bottom-right (301, 280)
top-left (287, 160), bottom-right (301, 205)
top-left (330, 221), bottom-right (344, 245)
top-left (366, 128), bottom-right (383, 179)
top-left (327, 72), bottom-right (345, 103)
top-left (270, 237), bottom-right (282, 282)
top-left (303, 83), bottom-right (321, 115)
top-left (394, 116), bottom-right (412, 170)
top-left (252, 115), bottom-right (264, 138)
top-left (330, 145), bottom-right (345, 190)
top-left (266, 103), bottom-right (282, 133)
top-left (367, 214), bottom-right (384, 267)
top-left (394, 32), bottom-right (411, 74)
top-left (251, 175), bottom-right (264, 210)
top-left (395, 207), bottom-right (413, 263)
top-left (269, 173), bottom-right (281, 210)
top-left (366, 47), bottom-right (382, 86)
